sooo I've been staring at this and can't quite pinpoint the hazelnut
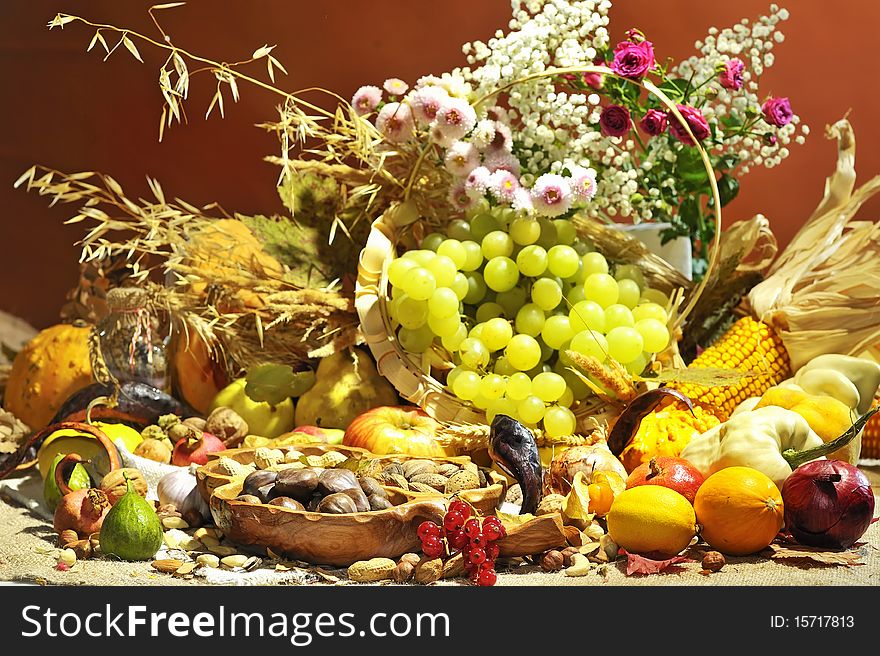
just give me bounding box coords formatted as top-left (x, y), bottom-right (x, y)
top-left (393, 561), bottom-right (415, 583)
top-left (560, 546), bottom-right (579, 568)
top-left (398, 553), bottom-right (421, 567)
top-left (540, 550), bottom-right (565, 573)
top-left (702, 551), bottom-right (725, 572)
top-left (183, 417), bottom-right (207, 432)
top-left (181, 507), bottom-right (205, 528)
top-left (68, 539), bottom-right (93, 560)
top-left (58, 529), bottom-right (79, 547)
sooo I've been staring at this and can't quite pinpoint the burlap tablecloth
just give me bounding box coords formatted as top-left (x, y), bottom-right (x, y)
top-left (2, 466), bottom-right (878, 587)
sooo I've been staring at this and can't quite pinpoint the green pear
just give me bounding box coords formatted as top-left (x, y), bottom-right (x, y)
top-left (294, 348), bottom-right (398, 429)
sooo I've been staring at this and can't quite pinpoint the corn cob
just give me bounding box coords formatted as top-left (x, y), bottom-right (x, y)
top-left (672, 316), bottom-right (792, 416)
top-left (862, 399), bottom-right (880, 460)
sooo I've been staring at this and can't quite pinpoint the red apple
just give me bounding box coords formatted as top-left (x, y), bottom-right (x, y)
top-left (342, 406), bottom-right (453, 457)
top-left (171, 431), bottom-right (226, 466)
top-left (625, 456), bottom-right (704, 504)
top-left (291, 425), bottom-right (345, 445)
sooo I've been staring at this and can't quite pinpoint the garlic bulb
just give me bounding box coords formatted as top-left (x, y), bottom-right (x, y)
top-left (156, 465), bottom-right (210, 520)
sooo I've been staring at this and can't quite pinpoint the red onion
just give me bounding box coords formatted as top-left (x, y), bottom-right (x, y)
top-left (781, 460), bottom-right (875, 550)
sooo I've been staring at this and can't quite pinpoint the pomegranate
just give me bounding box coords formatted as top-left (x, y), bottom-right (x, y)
top-left (625, 456), bottom-right (704, 504)
top-left (52, 453), bottom-right (112, 537)
top-left (171, 431), bottom-right (226, 466)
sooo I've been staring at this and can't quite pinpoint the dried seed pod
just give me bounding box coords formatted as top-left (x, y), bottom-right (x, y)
top-left (254, 447), bottom-right (285, 470)
top-left (217, 457), bottom-right (255, 478)
top-left (348, 557), bottom-right (397, 582)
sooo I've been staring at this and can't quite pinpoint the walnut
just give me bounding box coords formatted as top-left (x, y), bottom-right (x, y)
top-left (702, 551), bottom-right (725, 572)
top-left (205, 407), bottom-right (249, 446)
top-left (540, 550), bottom-right (565, 572)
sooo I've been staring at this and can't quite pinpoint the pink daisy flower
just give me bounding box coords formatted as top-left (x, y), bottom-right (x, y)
top-left (375, 102), bottom-right (414, 143)
top-left (486, 121), bottom-right (513, 152)
top-left (512, 187), bottom-right (534, 214)
top-left (383, 78), bottom-right (409, 96)
top-left (429, 123), bottom-right (457, 148)
top-left (464, 165), bottom-right (492, 199)
top-left (483, 150), bottom-right (521, 177)
top-left (567, 165), bottom-right (597, 202)
top-left (448, 180), bottom-right (478, 211)
top-left (409, 86), bottom-right (449, 126)
top-left (444, 141), bottom-right (480, 177)
top-left (530, 173), bottom-right (573, 217)
top-left (351, 85), bottom-right (382, 116)
top-left (433, 97), bottom-right (477, 140)
top-left (488, 169), bottom-right (520, 203)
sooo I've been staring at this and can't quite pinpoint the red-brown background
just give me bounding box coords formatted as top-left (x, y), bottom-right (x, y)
top-left (2, 0), bottom-right (879, 329)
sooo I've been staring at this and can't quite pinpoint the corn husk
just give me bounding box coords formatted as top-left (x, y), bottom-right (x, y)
top-left (745, 119), bottom-right (880, 370)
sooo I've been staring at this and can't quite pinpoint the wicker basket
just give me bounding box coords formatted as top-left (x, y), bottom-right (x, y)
top-left (355, 66), bottom-right (723, 430)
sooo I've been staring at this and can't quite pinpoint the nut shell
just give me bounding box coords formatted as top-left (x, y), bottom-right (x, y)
top-left (274, 468), bottom-right (320, 502)
top-left (316, 492), bottom-right (358, 514)
top-left (317, 469), bottom-right (359, 496)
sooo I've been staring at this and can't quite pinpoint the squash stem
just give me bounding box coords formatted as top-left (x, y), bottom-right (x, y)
top-left (782, 407), bottom-right (879, 470)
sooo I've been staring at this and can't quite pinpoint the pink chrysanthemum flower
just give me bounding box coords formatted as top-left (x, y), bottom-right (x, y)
top-left (530, 173), bottom-right (573, 217)
top-left (375, 102), bottom-right (414, 143)
top-left (488, 169), bottom-right (520, 203)
top-left (567, 165), bottom-right (598, 202)
top-left (483, 150), bottom-right (521, 177)
top-left (444, 141), bottom-right (480, 177)
top-left (383, 78), bottom-right (409, 96)
top-left (351, 85), bottom-right (382, 116)
top-left (409, 86), bottom-right (449, 126)
top-left (448, 180), bottom-right (478, 211)
top-left (433, 97), bottom-right (477, 140)
top-left (485, 105), bottom-right (511, 124)
top-left (512, 187), bottom-right (534, 214)
top-left (463, 166), bottom-right (492, 199)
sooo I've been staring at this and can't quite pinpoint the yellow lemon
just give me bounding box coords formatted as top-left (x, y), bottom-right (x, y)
top-left (606, 485), bottom-right (697, 555)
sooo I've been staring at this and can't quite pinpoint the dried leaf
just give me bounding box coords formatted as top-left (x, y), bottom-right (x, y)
top-left (151, 2), bottom-right (187, 9)
top-left (562, 471), bottom-right (594, 528)
top-left (621, 549), bottom-right (692, 576)
top-left (763, 543), bottom-right (866, 567)
top-left (122, 35), bottom-right (143, 63)
top-left (641, 367), bottom-right (756, 387)
top-left (252, 44), bottom-right (275, 59)
top-left (496, 510), bottom-right (537, 530)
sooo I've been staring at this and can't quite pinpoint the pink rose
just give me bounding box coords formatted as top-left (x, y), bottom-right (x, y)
top-left (599, 105), bottom-right (631, 138)
top-left (610, 39), bottom-right (655, 79)
top-left (669, 104), bottom-right (710, 145)
top-left (762, 96), bottom-right (793, 127)
top-left (719, 59), bottom-right (745, 90)
top-left (639, 109), bottom-right (668, 136)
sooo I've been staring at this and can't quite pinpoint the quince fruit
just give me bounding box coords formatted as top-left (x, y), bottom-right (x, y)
top-left (294, 348), bottom-right (398, 430)
top-left (209, 378), bottom-right (295, 439)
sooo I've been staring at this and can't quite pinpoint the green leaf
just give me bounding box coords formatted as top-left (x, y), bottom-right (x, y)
top-left (717, 173), bottom-right (740, 207)
top-left (657, 78), bottom-right (689, 101)
top-left (679, 196), bottom-right (702, 230)
top-left (245, 363), bottom-right (315, 406)
top-left (675, 147), bottom-right (711, 190)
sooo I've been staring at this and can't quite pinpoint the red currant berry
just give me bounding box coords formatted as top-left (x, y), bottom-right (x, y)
top-left (417, 521), bottom-right (441, 542)
top-left (470, 534), bottom-right (485, 548)
top-left (477, 568), bottom-right (497, 586)
top-left (421, 535), bottom-right (444, 559)
top-left (463, 518), bottom-right (482, 539)
top-left (482, 516), bottom-right (506, 540)
top-left (443, 511), bottom-right (465, 533)
top-left (447, 529), bottom-right (469, 551)
top-left (469, 547), bottom-right (487, 565)
top-left (485, 543), bottom-right (500, 561)
top-left (480, 559), bottom-right (495, 571)
top-left (448, 500), bottom-right (471, 520)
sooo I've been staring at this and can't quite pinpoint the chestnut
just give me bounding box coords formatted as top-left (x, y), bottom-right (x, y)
top-left (317, 469), bottom-right (359, 496)
top-left (316, 492), bottom-right (358, 514)
top-left (341, 487), bottom-right (370, 513)
top-left (274, 468), bottom-right (320, 502)
top-left (268, 496), bottom-right (306, 511)
top-left (359, 476), bottom-right (386, 499)
top-left (235, 494), bottom-right (262, 504)
top-left (243, 470), bottom-right (278, 497)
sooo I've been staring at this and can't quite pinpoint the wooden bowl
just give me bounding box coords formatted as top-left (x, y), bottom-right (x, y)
top-left (196, 443), bottom-right (372, 503)
top-left (210, 479), bottom-right (446, 567)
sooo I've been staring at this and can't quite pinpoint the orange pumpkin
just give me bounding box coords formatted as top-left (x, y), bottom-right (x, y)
top-left (171, 325), bottom-right (229, 415)
top-left (694, 466), bottom-right (784, 555)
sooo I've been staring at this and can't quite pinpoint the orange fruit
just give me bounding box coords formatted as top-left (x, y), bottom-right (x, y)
top-left (694, 466), bottom-right (784, 555)
top-left (606, 486), bottom-right (696, 555)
